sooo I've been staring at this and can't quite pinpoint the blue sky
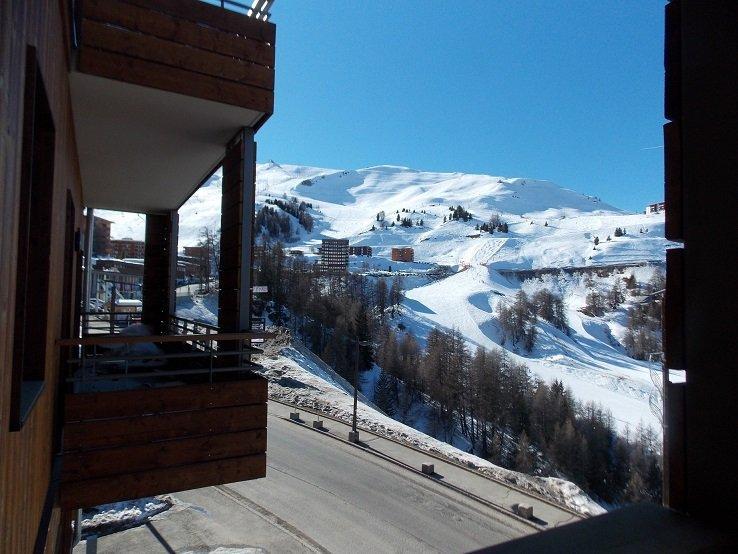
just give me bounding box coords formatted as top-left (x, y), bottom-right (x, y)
top-left (258, 1), bottom-right (665, 212)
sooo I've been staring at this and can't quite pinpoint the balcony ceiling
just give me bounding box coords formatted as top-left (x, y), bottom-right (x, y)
top-left (70, 72), bottom-right (264, 213)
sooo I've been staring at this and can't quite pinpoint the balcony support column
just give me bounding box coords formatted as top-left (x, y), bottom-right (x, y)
top-left (142, 210), bottom-right (178, 334)
top-left (219, 128), bottom-right (255, 335)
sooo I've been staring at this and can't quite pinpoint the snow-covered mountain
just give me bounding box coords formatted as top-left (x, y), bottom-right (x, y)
top-left (99, 162), bottom-right (674, 433)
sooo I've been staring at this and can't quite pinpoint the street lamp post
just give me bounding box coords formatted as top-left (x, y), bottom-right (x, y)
top-left (349, 337), bottom-right (370, 443)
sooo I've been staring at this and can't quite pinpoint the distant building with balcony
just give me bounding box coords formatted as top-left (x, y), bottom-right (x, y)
top-left (183, 245), bottom-right (207, 259)
top-left (349, 245), bottom-right (373, 257)
top-left (110, 237), bottom-right (145, 259)
top-left (646, 201), bottom-right (666, 214)
top-left (320, 238), bottom-right (349, 271)
top-left (391, 247), bottom-right (414, 262)
top-left (91, 216), bottom-right (113, 255)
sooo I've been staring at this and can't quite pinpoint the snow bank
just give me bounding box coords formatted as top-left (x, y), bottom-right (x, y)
top-left (255, 338), bottom-right (604, 517)
top-left (81, 497), bottom-right (172, 538)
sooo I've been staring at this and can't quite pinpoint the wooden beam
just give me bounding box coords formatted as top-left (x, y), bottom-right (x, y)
top-left (64, 378), bottom-right (267, 421)
top-left (219, 129), bottom-right (256, 334)
top-left (60, 454), bottom-right (266, 509)
top-left (63, 403), bottom-right (267, 451)
top-left (62, 429), bottom-right (266, 481)
top-left (83, 0), bottom-right (275, 66)
top-left (117, 0), bottom-right (276, 43)
top-left (80, 20), bottom-right (274, 90)
top-left (78, 48), bottom-right (273, 113)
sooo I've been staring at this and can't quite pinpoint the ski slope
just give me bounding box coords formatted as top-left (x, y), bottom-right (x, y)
top-left (99, 162), bottom-right (673, 434)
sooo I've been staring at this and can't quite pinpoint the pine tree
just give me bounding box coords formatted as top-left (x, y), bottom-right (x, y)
top-left (374, 370), bottom-right (397, 416)
top-left (584, 291), bottom-right (605, 316)
top-left (515, 431), bottom-right (534, 474)
top-left (376, 278), bottom-right (388, 320)
top-left (606, 281), bottom-right (625, 310)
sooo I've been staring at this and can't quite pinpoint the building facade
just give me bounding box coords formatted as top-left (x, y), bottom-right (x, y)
top-left (391, 247), bottom-right (414, 262)
top-left (0, 1), bottom-right (275, 551)
top-left (92, 216), bottom-right (112, 255)
top-left (110, 238), bottom-right (145, 259)
top-left (320, 238), bottom-right (349, 271)
top-left (646, 201), bottom-right (666, 214)
top-left (349, 245), bottom-right (373, 256)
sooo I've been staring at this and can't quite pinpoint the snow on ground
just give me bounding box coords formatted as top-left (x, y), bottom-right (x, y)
top-left (108, 162), bottom-right (672, 435)
top-left (256, 334), bottom-right (604, 517)
top-left (175, 288), bottom-right (219, 326)
top-left (81, 497), bottom-right (172, 538)
top-left (400, 264), bottom-right (670, 433)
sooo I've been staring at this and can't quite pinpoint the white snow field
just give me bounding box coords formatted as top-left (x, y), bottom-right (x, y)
top-left (99, 162), bottom-right (673, 433)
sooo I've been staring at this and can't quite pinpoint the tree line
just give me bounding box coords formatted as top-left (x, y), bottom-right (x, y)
top-left (253, 242), bottom-right (661, 505)
top-left (376, 326), bottom-right (662, 505)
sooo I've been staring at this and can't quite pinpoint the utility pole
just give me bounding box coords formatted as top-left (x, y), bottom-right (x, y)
top-left (349, 337), bottom-right (370, 443)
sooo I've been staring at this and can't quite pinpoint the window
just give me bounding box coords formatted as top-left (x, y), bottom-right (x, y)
top-left (9, 46), bottom-right (55, 431)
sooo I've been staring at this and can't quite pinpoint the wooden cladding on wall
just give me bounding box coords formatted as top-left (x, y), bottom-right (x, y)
top-left (142, 212), bottom-right (177, 332)
top-left (219, 130), bottom-right (256, 333)
top-left (664, 0), bottom-right (681, 122)
top-left (60, 378), bottom-right (267, 509)
top-left (664, 122), bottom-right (683, 241)
top-left (76, 0), bottom-right (275, 113)
top-left (664, 248), bottom-right (685, 370)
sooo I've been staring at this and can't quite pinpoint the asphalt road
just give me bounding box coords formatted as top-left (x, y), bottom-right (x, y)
top-left (78, 406), bottom-right (546, 553)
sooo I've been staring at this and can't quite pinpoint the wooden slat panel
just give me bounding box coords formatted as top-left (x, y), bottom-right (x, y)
top-left (83, 0), bottom-right (275, 66)
top-left (62, 429), bottom-right (266, 481)
top-left (664, 121), bottom-right (683, 241)
top-left (664, 0), bottom-right (681, 122)
top-left (221, 204), bottom-right (244, 231)
top-left (63, 404), bottom-right (267, 451)
top-left (664, 247), bottom-right (685, 369)
top-left (80, 20), bottom-right (274, 90)
top-left (119, 0), bottom-right (276, 43)
top-left (220, 243), bottom-right (243, 271)
top-left (218, 269), bottom-right (239, 291)
top-left (65, 378), bottom-right (267, 421)
top-left (78, 48), bottom-right (273, 113)
top-left (60, 454), bottom-right (266, 509)
top-left (665, 381), bottom-right (686, 511)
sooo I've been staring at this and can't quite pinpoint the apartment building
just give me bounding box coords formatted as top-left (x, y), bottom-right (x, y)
top-left (0, 1), bottom-right (275, 551)
top-left (391, 247), bottom-right (414, 262)
top-left (320, 238), bottom-right (349, 272)
top-left (109, 237), bottom-right (145, 259)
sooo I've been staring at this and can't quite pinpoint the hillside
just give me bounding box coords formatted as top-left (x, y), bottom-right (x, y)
top-left (98, 162), bottom-right (674, 434)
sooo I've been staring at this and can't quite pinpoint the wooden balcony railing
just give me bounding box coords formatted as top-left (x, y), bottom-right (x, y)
top-left (58, 327), bottom-right (272, 509)
top-left (61, 329), bottom-right (272, 384)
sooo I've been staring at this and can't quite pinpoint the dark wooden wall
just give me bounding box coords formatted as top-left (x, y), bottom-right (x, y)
top-left (0, 1), bottom-right (84, 551)
top-left (143, 211), bottom-right (178, 333)
top-left (219, 129), bottom-right (256, 333)
top-left (60, 379), bottom-right (267, 509)
top-left (76, 0), bottom-right (275, 115)
top-left (663, 1), bottom-right (738, 526)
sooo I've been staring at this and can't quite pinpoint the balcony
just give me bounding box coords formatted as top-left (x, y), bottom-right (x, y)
top-left (58, 321), bottom-right (270, 510)
top-left (70, 0), bottom-right (275, 213)
top-left (62, 0), bottom-right (271, 510)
